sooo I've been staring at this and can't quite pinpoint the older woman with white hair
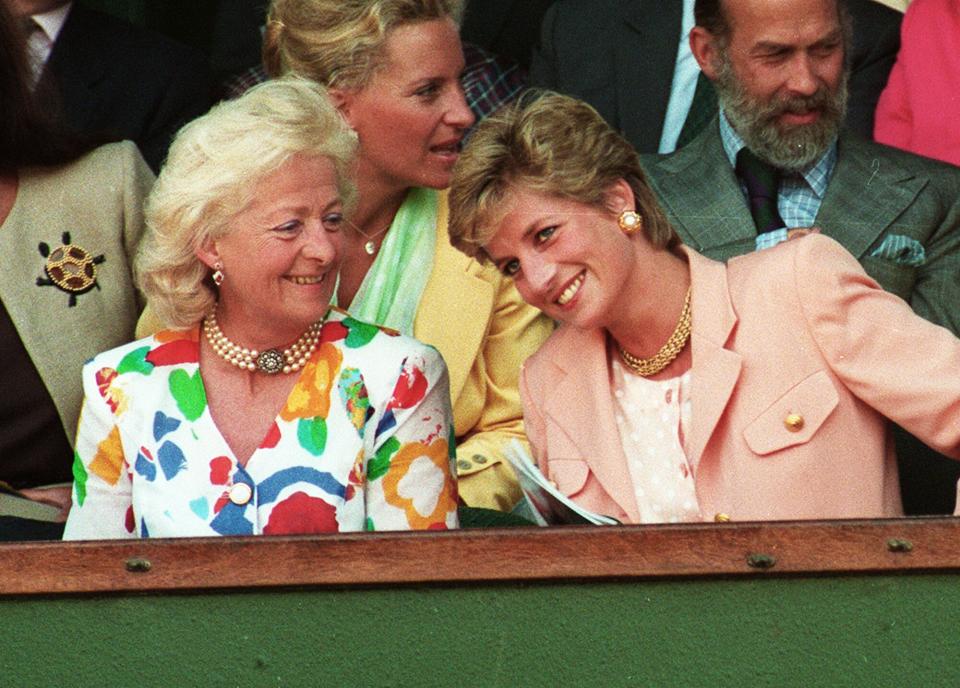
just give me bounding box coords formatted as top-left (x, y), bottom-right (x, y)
top-left (63, 77), bottom-right (458, 539)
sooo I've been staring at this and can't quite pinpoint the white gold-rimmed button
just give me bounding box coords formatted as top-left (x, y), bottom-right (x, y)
top-left (229, 482), bottom-right (253, 506)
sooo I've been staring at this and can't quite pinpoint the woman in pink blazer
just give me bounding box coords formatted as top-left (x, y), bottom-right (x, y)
top-left (448, 92), bottom-right (960, 524)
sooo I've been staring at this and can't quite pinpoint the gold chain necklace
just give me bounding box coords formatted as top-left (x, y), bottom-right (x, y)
top-left (202, 310), bottom-right (323, 375)
top-left (618, 287), bottom-right (692, 377)
top-left (345, 217), bottom-right (392, 255)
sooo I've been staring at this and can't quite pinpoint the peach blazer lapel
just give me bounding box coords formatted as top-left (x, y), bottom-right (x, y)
top-left (414, 193), bottom-right (495, 402)
top-left (683, 248), bottom-right (743, 469)
top-left (542, 327), bottom-right (641, 523)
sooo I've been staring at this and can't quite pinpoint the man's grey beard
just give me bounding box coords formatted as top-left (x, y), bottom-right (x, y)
top-left (713, 51), bottom-right (849, 171)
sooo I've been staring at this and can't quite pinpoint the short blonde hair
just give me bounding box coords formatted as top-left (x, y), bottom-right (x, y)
top-left (263, 0), bottom-right (464, 90)
top-left (136, 76), bottom-right (359, 329)
top-left (448, 91), bottom-right (677, 261)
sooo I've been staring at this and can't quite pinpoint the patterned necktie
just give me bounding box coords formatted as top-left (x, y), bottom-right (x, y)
top-left (736, 148), bottom-right (786, 234)
top-left (675, 70), bottom-right (718, 149)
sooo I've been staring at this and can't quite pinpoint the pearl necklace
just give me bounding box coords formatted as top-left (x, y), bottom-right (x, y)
top-left (618, 287), bottom-right (692, 377)
top-left (202, 310), bottom-right (323, 375)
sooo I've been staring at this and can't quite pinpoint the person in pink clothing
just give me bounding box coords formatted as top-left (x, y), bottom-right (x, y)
top-left (448, 92), bottom-right (960, 524)
top-left (875, 0), bottom-right (960, 166)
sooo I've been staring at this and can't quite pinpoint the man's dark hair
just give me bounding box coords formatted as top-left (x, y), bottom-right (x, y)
top-left (694, 0), bottom-right (852, 47)
top-left (693, 0), bottom-right (728, 40)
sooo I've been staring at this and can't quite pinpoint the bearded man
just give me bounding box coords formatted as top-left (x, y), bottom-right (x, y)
top-left (640, 0), bottom-right (960, 515)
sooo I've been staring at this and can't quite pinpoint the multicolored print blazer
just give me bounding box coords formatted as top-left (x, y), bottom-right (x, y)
top-left (63, 310), bottom-right (458, 539)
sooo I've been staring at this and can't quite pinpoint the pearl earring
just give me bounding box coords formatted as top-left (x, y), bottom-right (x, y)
top-left (618, 210), bottom-right (643, 235)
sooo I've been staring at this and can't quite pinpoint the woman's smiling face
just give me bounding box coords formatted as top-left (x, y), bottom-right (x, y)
top-left (483, 182), bottom-right (640, 332)
top-left (199, 154), bottom-right (345, 343)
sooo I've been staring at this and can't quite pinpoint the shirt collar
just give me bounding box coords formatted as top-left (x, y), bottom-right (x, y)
top-left (719, 109), bottom-right (837, 199)
top-left (31, 2), bottom-right (72, 44)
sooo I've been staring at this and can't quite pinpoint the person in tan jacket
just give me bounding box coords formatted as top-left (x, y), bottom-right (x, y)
top-left (0, 1), bottom-right (152, 538)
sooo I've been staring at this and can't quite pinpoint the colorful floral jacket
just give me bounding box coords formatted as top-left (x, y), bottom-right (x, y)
top-left (63, 310), bottom-right (458, 539)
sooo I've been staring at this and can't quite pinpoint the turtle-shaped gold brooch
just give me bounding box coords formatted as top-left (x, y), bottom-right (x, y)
top-left (36, 231), bottom-right (105, 306)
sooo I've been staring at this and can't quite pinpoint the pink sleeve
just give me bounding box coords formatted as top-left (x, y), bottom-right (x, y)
top-left (874, 0), bottom-right (921, 147)
top-left (519, 362), bottom-right (549, 473)
top-left (873, 51), bottom-right (912, 148)
top-left (793, 235), bottom-right (960, 458)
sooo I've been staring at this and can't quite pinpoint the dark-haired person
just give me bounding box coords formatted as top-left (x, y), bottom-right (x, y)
top-left (3, 0), bottom-right (213, 171)
top-left (0, 1), bottom-right (152, 539)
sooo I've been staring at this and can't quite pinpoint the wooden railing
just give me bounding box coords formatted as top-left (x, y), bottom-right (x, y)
top-left (3, 517), bottom-right (959, 596)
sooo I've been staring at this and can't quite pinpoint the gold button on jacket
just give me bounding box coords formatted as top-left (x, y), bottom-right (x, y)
top-left (784, 413), bottom-right (805, 432)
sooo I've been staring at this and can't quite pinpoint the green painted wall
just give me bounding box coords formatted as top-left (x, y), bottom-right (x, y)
top-left (2, 574), bottom-right (959, 687)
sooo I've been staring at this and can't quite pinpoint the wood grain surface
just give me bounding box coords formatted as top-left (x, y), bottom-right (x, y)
top-left (3, 517), bottom-right (959, 596)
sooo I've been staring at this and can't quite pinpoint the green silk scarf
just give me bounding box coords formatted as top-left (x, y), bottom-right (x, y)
top-left (343, 187), bottom-right (437, 335)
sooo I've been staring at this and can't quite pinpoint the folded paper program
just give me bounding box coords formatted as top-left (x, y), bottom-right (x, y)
top-left (503, 440), bottom-right (620, 526)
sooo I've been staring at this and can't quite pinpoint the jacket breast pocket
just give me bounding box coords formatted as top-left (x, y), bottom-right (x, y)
top-left (860, 255), bottom-right (917, 303)
top-left (742, 370), bottom-right (839, 455)
top-left (546, 458), bottom-right (590, 497)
